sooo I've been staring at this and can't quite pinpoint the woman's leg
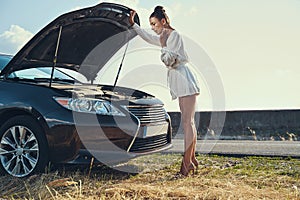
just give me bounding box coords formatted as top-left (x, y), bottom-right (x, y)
top-left (191, 132), bottom-right (198, 168)
top-left (179, 94), bottom-right (197, 175)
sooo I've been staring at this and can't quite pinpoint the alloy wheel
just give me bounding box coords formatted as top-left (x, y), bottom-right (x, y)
top-left (0, 125), bottom-right (39, 177)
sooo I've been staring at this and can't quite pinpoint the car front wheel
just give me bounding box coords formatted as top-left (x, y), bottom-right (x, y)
top-left (0, 115), bottom-right (48, 177)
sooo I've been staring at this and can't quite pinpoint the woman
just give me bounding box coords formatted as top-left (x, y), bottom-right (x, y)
top-left (129, 6), bottom-right (200, 176)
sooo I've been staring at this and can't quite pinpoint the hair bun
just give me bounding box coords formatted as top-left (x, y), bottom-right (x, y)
top-left (154, 6), bottom-right (165, 13)
top-left (150, 5), bottom-right (170, 25)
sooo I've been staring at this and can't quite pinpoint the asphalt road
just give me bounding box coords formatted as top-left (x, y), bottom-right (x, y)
top-left (166, 139), bottom-right (300, 157)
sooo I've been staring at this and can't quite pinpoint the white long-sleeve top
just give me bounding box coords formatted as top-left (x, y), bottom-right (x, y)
top-left (132, 23), bottom-right (189, 68)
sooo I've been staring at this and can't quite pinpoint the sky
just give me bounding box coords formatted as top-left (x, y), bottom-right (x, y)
top-left (1, 0), bottom-right (300, 111)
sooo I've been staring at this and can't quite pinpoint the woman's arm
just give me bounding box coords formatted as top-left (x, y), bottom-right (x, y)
top-left (129, 10), bottom-right (160, 46)
top-left (132, 23), bottom-right (161, 46)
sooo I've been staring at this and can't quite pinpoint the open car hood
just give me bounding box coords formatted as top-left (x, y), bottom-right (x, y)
top-left (1, 3), bottom-right (140, 81)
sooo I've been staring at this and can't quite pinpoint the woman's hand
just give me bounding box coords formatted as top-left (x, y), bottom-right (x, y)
top-left (129, 10), bottom-right (136, 26)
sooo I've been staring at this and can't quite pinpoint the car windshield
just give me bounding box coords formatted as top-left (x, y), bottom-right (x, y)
top-left (7, 67), bottom-right (88, 84)
top-left (0, 55), bottom-right (13, 71)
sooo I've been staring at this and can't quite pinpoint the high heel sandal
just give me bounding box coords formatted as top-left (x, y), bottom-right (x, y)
top-left (172, 161), bottom-right (195, 180)
top-left (192, 158), bottom-right (199, 170)
top-left (180, 161), bottom-right (195, 177)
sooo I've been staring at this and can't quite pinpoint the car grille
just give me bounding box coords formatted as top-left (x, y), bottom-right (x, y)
top-left (127, 105), bottom-right (167, 125)
top-left (130, 134), bottom-right (169, 152)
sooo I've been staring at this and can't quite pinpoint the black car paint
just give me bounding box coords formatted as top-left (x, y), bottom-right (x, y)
top-left (0, 79), bottom-right (170, 162)
top-left (0, 3), bottom-right (172, 177)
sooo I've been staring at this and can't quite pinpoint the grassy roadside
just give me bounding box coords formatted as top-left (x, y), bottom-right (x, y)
top-left (0, 154), bottom-right (299, 200)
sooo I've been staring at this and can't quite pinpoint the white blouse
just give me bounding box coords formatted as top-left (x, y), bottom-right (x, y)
top-left (132, 23), bottom-right (189, 68)
top-left (132, 23), bottom-right (200, 100)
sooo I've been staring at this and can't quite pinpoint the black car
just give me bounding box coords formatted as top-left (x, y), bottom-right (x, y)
top-left (0, 3), bottom-right (172, 178)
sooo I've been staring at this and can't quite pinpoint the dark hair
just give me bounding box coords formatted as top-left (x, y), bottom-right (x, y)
top-left (150, 6), bottom-right (170, 24)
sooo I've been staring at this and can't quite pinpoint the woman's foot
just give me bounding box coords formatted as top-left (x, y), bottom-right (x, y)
top-left (180, 161), bottom-right (195, 176)
top-left (192, 157), bottom-right (199, 170)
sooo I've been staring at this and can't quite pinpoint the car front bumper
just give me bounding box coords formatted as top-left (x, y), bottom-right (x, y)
top-left (43, 107), bottom-right (172, 164)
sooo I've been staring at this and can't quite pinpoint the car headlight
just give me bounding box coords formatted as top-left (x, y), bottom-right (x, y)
top-left (53, 97), bottom-right (125, 116)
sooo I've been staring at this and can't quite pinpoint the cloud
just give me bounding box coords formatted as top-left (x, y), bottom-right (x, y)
top-left (0, 25), bottom-right (33, 54)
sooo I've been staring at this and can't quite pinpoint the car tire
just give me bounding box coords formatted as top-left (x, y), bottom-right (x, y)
top-left (0, 115), bottom-right (49, 177)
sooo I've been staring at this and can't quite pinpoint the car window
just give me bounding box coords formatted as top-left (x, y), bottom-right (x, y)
top-left (0, 55), bottom-right (12, 71)
top-left (58, 68), bottom-right (88, 83)
top-left (9, 68), bottom-right (50, 79)
top-left (7, 67), bottom-right (88, 83)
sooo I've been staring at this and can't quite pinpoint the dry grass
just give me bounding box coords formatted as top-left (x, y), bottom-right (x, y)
top-left (0, 154), bottom-right (299, 200)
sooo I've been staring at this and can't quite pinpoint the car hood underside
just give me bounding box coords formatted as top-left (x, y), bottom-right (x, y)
top-left (1, 3), bottom-right (140, 82)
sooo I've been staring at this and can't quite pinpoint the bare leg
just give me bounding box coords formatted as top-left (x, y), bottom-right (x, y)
top-left (190, 110), bottom-right (198, 168)
top-left (191, 133), bottom-right (199, 168)
top-left (179, 94), bottom-right (197, 175)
